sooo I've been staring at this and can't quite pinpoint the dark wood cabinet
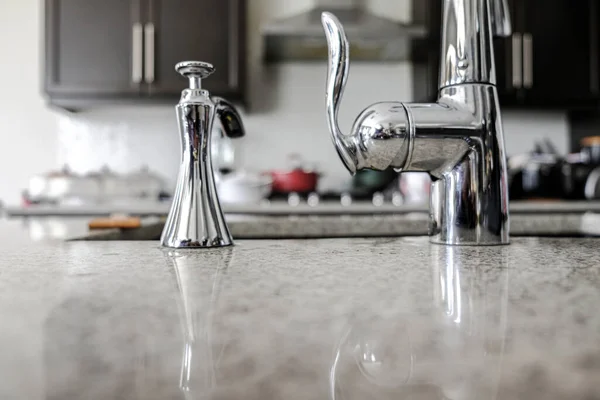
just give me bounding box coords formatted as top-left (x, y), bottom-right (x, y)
top-left (492, 0), bottom-right (523, 105)
top-left (413, 0), bottom-right (600, 110)
top-left (44, 0), bottom-right (246, 109)
top-left (45, 0), bottom-right (142, 97)
top-left (147, 0), bottom-right (243, 98)
top-left (520, 0), bottom-right (599, 108)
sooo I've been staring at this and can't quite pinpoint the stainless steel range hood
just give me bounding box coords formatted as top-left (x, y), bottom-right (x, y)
top-left (261, 0), bottom-right (426, 62)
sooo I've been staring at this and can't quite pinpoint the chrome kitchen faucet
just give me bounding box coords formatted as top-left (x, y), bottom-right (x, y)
top-left (161, 61), bottom-right (245, 249)
top-left (321, 0), bottom-right (512, 245)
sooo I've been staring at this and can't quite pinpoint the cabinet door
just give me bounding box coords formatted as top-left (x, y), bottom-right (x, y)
top-left (521, 0), bottom-right (599, 107)
top-left (146, 0), bottom-right (245, 101)
top-left (45, 0), bottom-right (143, 96)
top-left (493, 0), bottom-right (526, 106)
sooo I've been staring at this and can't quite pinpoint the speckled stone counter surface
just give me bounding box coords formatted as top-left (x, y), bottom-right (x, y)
top-left (0, 232), bottom-right (599, 399)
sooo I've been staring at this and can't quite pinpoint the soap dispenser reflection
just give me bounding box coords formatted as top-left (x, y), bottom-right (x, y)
top-left (161, 61), bottom-right (245, 249)
top-left (165, 248), bottom-right (234, 397)
top-left (330, 247), bottom-right (510, 400)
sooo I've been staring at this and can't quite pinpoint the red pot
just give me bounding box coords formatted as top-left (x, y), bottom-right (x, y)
top-left (268, 168), bottom-right (320, 193)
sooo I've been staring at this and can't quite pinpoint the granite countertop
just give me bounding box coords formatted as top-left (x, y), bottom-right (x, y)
top-left (0, 218), bottom-right (599, 399)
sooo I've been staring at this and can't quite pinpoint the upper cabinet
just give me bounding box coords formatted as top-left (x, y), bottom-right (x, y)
top-left (44, 0), bottom-right (142, 98)
top-left (146, 0), bottom-right (243, 98)
top-left (413, 0), bottom-right (600, 110)
top-left (44, 0), bottom-right (246, 110)
top-left (517, 0), bottom-right (599, 108)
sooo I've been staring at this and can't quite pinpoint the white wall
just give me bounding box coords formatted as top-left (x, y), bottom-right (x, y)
top-left (0, 0), bottom-right (58, 205)
top-left (0, 0), bottom-right (569, 204)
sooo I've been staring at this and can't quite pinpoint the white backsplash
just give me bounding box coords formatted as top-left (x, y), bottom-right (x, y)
top-left (56, 107), bottom-right (178, 180)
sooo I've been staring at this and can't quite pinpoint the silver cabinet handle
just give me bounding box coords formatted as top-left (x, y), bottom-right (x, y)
top-left (511, 33), bottom-right (522, 89)
top-left (132, 23), bottom-right (143, 84)
top-left (144, 23), bottom-right (155, 83)
top-left (523, 33), bottom-right (533, 89)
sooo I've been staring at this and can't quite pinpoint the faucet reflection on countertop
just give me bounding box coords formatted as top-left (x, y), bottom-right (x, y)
top-left (330, 245), bottom-right (510, 400)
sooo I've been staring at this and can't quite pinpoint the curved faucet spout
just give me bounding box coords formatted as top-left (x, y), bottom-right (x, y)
top-left (321, 12), bottom-right (358, 175)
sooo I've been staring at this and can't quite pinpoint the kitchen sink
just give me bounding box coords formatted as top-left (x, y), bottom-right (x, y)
top-left (6, 201), bottom-right (600, 241)
top-left (68, 208), bottom-right (600, 242)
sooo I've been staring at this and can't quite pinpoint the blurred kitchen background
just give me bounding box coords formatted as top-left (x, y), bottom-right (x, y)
top-left (1, 0), bottom-right (599, 217)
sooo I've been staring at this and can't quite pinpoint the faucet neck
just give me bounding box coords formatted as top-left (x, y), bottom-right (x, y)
top-left (439, 0), bottom-right (496, 88)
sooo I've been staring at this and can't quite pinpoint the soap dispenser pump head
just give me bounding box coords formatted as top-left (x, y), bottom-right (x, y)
top-left (175, 61), bottom-right (215, 90)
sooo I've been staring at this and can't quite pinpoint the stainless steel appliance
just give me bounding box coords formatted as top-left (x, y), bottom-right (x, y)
top-left (261, 0), bottom-right (426, 62)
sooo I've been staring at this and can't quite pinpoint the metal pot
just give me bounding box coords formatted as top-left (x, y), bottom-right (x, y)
top-left (125, 166), bottom-right (168, 200)
top-left (26, 165), bottom-right (101, 205)
top-left (584, 166), bottom-right (600, 200)
top-left (217, 170), bottom-right (272, 204)
top-left (351, 168), bottom-right (398, 196)
top-left (268, 154), bottom-right (321, 194)
top-left (508, 142), bottom-right (564, 200)
top-left (269, 169), bottom-right (320, 194)
top-left (581, 136), bottom-right (600, 165)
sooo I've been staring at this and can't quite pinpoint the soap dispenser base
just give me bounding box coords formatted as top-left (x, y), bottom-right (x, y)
top-left (159, 159), bottom-right (235, 249)
top-left (160, 238), bottom-right (234, 249)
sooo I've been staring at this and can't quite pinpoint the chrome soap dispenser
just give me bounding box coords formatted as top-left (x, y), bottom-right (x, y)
top-left (161, 61), bottom-right (245, 249)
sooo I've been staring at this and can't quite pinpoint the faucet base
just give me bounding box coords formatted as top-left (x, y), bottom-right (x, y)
top-left (428, 237), bottom-right (510, 246)
top-left (427, 146), bottom-right (510, 246)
